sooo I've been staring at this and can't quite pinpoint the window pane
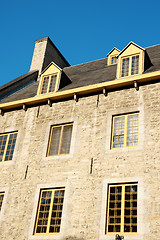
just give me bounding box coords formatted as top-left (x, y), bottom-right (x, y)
top-left (49, 75), bottom-right (57, 92)
top-left (111, 56), bottom-right (117, 64)
top-left (112, 116), bottom-right (125, 148)
top-left (4, 133), bottom-right (17, 161)
top-left (0, 132), bottom-right (17, 162)
top-left (107, 183), bottom-right (138, 234)
top-left (60, 125), bottom-right (73, 154)
top-left (112, 113), bottom-right (139, 149)
top-left (107, 186), bottom-right (122, 233)
top-left (35, 190), bottom-right (52, 234)
top-left (124, 184), bottom-right (138, 232)
top-left (131, 55), bottom-right (139, 75)
top-left (121, 58), bottom-right (129, 77)
top-left (41, 76), bottom-right (49, 94)
top-left (48, 127), bottom-right (61, 156)
top-left (127, 114), bottom-right (139, 147)
top-left (49, 190), bottom-right (65, 233)
top-left (35, 189), bottom-right (65, 235)
top-left (48, 124), bottom-right (73, 156)
top-left (0, 135), bottom-right (7, 162)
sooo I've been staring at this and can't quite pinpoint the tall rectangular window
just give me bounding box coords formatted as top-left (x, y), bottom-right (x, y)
top-left (0, 132), bottom-right (18, 162)
top-left (131, 55), bottom-right (139, 75)
top-left (106, 183), bottom-right (138, 234)
top-left (34, 188), bottom-right (65, 235)
top-left (47, 123), bottom-right (73, 156)
top-left (111, 113), bottom-right (139, 148)
top-left (121, 57), bottom-right (129, 77)
top-left (40, 74), bottom-right (57, 94)
top-left (0, 193), bottom-right (4, 211)
top-left (121, 55), bottom-right (139, 77)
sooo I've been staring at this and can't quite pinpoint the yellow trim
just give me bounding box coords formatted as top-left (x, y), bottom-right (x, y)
top-left (117, 43), bottom-right (143, 78)
top-left (108, 49), bottom-right (120, 65)
top-left (47, 123), bottom-right (73, 156)
top-left (120, 54), bottom-right (140, 77)
top-left (34, 188), bottom-right (65, 235)
top-left (0, 132), bottom-right (18, 162)
top-left (37, 64), bottom-right (62, 95)
top-left (111, 113), bottom-right (139, 149)
top-left (0, 192), bottom-right (4, 211)
top-left (106, 183), bottom-right (138, 235)
top-left (0, 70), bottom-right (160, 111)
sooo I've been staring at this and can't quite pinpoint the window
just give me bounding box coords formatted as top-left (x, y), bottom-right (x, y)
top-left (0, 193), bottom-right (4, 211)
top-left (106, 183), bottom-right (138, 234)
top-left (121, 55), bottom-right (139, 77)
top-left (111, 113), bottom-right (139, 148)
top-left (34, 188), bottom-right (65, 235)
top-left (0, 132), bottom-right (18, 162)
top-left (111, 56), bottom-right (117, 64)
top-left (47, 123), bottom-right (73, 156)
top-left (40, 74), bottom-right (58, 94)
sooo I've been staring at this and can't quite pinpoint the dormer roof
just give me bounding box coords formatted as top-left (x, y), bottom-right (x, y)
top-left (117, 41), bottom-right (145, 57)
top-left (107, 47), bottom-right (120, 57)
top-left (40, 61), bottom-right (62, 76)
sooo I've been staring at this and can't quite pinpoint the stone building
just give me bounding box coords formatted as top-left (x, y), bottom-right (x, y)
top-left (0, 37), bottom-right (159, 240)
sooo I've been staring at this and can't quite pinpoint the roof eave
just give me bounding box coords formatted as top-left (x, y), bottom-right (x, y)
top-left (0, 70), bottom-right (159, 112)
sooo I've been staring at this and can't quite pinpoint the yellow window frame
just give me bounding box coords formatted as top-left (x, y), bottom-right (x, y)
top-left (111, 113), bottom-right (139, 149)
top-left (39, 73), bottom-right (58, 94)
top-left (34, 188), bottom-right (65, 235)
top-left (0, 192), bottom-right (4, 211)
top-left (121, 54), bottom-right (140, 77)
top-left (106, 183), bottom-right (138, 235)
top-left (110, 55), bottom-right (118, 65)
top-left (0, 132), bottom-right (18, 162)
top-left (47, 123), bottom-right (73, 156)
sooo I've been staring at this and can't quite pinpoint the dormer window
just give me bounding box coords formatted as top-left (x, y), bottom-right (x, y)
top-left (41, 74), bottom-right (57, 94)
top-left (111, 56), bottom-right (117, 65)
top-left (37, 62), bottom-right (62, 95)
top-left (131, 55), bottom-right (139, 75)
top-left (117, 42), bottom-right (144, 79)
top-left (121, 54), bottom-right (139, 77)
top-left (107, 48), bottom-right (120, 66)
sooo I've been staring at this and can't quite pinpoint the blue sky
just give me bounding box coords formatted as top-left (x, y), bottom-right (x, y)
top-left (0, 0), bottom-right (160, 87)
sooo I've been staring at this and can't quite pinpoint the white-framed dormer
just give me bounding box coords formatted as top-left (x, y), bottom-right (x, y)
top-left (37, 62), bottom-right (62, 95)
top-left (107, 48), bottom-right (120, 66)
top-left (117, 42), bottom-right (144, 79)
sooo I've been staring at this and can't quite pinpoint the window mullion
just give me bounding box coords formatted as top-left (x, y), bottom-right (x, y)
top-left (124, 116), bottom-right (127, 147)
top-left (47, 76), bottom-right (51, 93)
top-left (111, 117), bottom-right (115, 148)
top-left (106, 186), bottom-right (111, 233)
top-left (121, 185), bottom-right (125, 233)
top-left (54, 74), bottom-right (58, 92)
top-left (129, 56), bottom-right (132, 76)
top-left (47, 127), bottom-right (53, 156)
top-left (46, 190), bottom-right (54, 233)
top-left (2, 134), bottom-right (9, 162)
top-left (58, 126), bottom-right (63, 155)
top-left (34, 190), bottom-right (43, 234)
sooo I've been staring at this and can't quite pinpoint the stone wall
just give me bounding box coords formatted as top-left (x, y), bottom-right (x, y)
top-left (0, 82), bottom-right (159, 240)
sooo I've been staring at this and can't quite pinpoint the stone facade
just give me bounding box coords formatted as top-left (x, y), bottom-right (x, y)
top-left (0, 82), bottom-right (159, 240)
top-left (0, 38), bottom-right (160, 240)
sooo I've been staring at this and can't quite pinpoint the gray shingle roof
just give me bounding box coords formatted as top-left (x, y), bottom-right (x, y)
top-left (1, 44), bottom-right (160, 104)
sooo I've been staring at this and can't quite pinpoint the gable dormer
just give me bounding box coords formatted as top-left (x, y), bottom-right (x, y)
top-left (107, 48), bottom-right (120, 65)
top-left (37, 62), bottom-right (62, 95)
top-left (117, 42), bottom-right (144, 78)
